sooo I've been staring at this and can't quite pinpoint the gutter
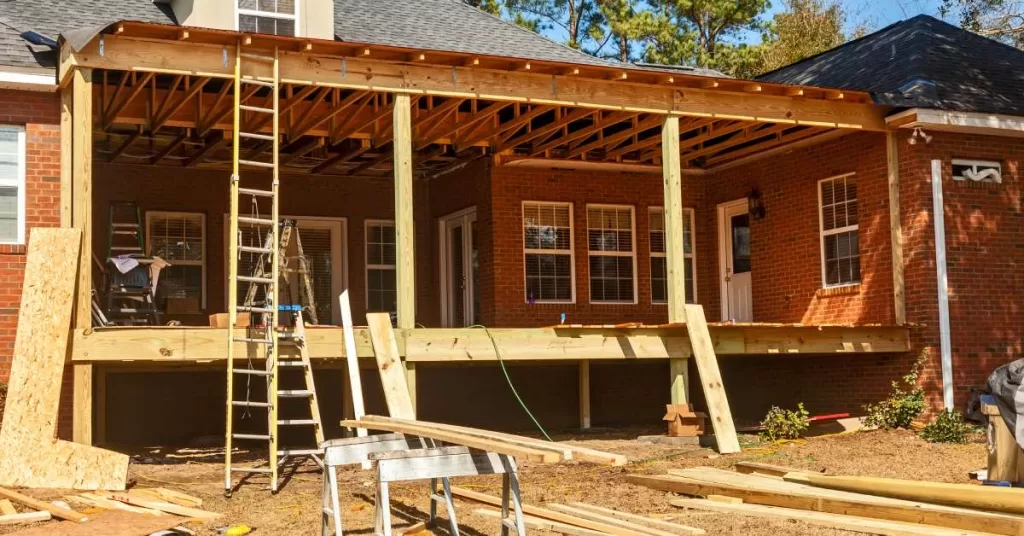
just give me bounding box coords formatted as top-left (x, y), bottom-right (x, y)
top-left (930, 159), bottom-right (954, 410)
top-left (0, 70), bottom-right (56, 92)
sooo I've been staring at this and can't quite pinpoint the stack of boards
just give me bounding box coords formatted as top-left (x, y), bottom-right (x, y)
top-left (628, 462), bottom-right (1024, 536)
top-left (0, 485), bottom-right (218, 535)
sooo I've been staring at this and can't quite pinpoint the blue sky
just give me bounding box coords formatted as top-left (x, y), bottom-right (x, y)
top-left (746, 0), bottom-right (949, 43)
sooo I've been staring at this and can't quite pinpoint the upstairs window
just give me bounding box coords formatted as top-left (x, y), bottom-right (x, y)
top-left (650, 207), bottom-right (696, 304)
top-left (818, 173), bottom-right (860, 287)
top-left (238, 0), bottom-right (298, 37)
top-left (587, 205), bottom-right (636, 304)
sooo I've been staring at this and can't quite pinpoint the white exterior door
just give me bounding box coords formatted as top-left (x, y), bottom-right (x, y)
top-left (440, 208), bottom-right (478, 327)
top-left (718, 200), bottom-right (752, 322)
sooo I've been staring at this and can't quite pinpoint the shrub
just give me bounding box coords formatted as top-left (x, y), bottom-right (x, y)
top-left (760, 403), bottom-right (810, 441)
top-left (921, 409), bottom-right (971, 444)
top-left (863, 355), bottom-right (925, 430)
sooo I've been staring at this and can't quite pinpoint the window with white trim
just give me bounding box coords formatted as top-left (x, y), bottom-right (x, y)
top-left (650, 207), bottom-right (696, 304)
top-left (952, 159), bottom-right (1001, 183)
top-left (365, 221), bottom-right (397, 315)
top-left (587, 205), bottom-right (636, 303)
top-left (0, 126), bottom-right (25, 244)
top-left (238, 0), bottom-right (298, 36)
top-left (523, 202), bottom-right (574, 303)
top-left (818, 174), bottom-right (860, 287)
top-left (147, 212), bottom-right (206, 310)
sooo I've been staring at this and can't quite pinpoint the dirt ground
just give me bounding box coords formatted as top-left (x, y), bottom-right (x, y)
top-left (2, 427), bottom-right (987, 535)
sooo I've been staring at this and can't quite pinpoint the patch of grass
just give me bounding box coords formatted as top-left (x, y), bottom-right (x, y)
top-left (920, 409), bottom-right (971, 444)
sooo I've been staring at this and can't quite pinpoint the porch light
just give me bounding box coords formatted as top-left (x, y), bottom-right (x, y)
top-left (747, 187), bottom-right (766, 220)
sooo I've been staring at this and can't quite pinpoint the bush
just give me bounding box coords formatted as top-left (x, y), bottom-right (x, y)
top-left (921, 409), bottom-right (970, 444)
top-left (760, 403), bottom-right (810, 441)
top-left (863, 356), bottom-right (925, 430)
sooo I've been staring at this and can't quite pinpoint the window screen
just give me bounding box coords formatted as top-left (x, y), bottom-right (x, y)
top-left (587, 205), bottom-right (635, 303)
top-left (366, 222), bottom-right (397, 314)
top-left (819, 174), bottom-right (860, 287)
top-left (523, 202), bottom-right (574, 303)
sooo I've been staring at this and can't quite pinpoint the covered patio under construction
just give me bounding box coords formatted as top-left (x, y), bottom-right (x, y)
top-left (56, 21), bottom-right (911, 447)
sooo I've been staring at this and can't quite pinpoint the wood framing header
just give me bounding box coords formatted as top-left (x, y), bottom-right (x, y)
top-left (60, 22), bottom-right (887, 131)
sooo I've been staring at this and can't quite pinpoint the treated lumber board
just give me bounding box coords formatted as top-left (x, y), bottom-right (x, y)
top-left (0, 511), bottom-right (51, 525)
top-left (682, 305), bottom-right (740, 454)
top-left (72, 493), bottom-right (160, 515)
top-left (567, 502), bottom-right (705, 535)
top-left (733, 461), bottom-right (814, 478)
top-left (340, 291), bottom-right (368, 437)
top-left (672, 499), bottom-right (990, 536)
top-left (547, 504), bottom-right (702, 536)
top-left (366, 313), bottom-right (416, 419)
top-left (71, 67), bottom-right (94, 445)
top-left (147, 488), bottom-right (202, 508)
top-left (474, 508), bottom-right (607, 536)
top-left (626, 471), bottom-right (1024, 536)
top-left (886, 131), bottom-right (906, 324)
top-left (785, 472), bottom-right (1024, 516)
top-left (360, 415), bottom-right (626, 466)
top-left (393, 93), bottom-right (415, 332)
top-left (103, 492), bottom-right (220, 519)
top-left (0, 500), bottom-right (15, 516)
top-left (6, 509), bottom-right (190, 536)
top-left (0, 487), bottom-right (87, 523)
top-left (341, 418), bottom-right (562, 463)
top-left (453, 487), bottom-right (649, 535)
top-left (0, 229), bottom-right (129, 491)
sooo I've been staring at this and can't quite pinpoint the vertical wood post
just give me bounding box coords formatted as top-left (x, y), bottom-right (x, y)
top-left (392, 93), bottom-right (417, 414)
top-left (579, 360), bottom-right (591, 429)
top-left (886, 132), bottom-right (906, 325)
top-left (59, 87), bottom-right (72, 228)
top-left (662, 115), bottom-right (689, 405)
top-left (71, 68), bottom-right (94, 445)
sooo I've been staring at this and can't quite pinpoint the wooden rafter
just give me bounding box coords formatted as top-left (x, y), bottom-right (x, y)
top-left (102, 72), bottom-right (155, 129)
top-left (418, 101), bottom-right (510, 150)
top-left (151, 133), bottom-right (188, 165)
top-left (566, 115), bottom-right (662, 159)
top-left (310, 143), bottom-right (370, 174)
top-left (705, 127), bottom-right (829, 166)
top-left (198, 84), bottom-right (260, 137)
top-left (683, 122), bottom-right (788, 163)
top-left (152, 77), bottom-right (211, 132)
top-left (499, 107), bottom-right (595, 152)
top-left (184, 133), bottom-right (225, 167)
top-left (413, 98), bottom-right (466, 142)
top-left (491, 106), bottom-right (555, 147)
top-left (280, 138), bottom-right (324, 166)
top-left (530, 111), bottom-right (638, 156)
top-left (108, 131), bottom-right (140, 162)
top-left (329, 94), bottom-right (375, 144)
top-left (288, 89), bottom-right (366, 139)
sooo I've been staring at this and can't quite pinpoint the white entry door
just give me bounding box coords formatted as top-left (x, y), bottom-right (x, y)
top-left (440, 207), bottom-right (479, 327)
top-left (718, 200), bottom-right (752, 322)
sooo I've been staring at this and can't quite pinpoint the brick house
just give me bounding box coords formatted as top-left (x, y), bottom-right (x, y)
top-left (0, 3), bottom-right (1017, 445)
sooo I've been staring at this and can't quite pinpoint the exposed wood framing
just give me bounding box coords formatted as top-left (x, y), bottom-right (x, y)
top-left (886, 132), bottom-right (906, 324)
top-left (71, 68), bottom-right (94, 445)
top-left (393, 93), bottom-right (415, 329)
top-left (662, 116), bottom-right (689, 405)
top-left (579, 360), bottom-right (591, 429)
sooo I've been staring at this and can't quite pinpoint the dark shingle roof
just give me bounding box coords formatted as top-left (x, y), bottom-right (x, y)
top-left (758, 14), bottom-right (1024, 115)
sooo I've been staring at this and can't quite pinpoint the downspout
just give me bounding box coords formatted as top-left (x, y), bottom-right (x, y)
top-left (930, 159), bottom-right (954, 410)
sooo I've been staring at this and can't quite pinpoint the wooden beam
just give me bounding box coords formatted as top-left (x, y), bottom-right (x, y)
top-left (579, 360), bottom-right (591, 429)
top-left (310, 143), bottom-right (370, 174)
top-left (288, 89), bottom-right (364, 139)
top-left (184, 133), bottom-right (225, 167)
top-left (887, 132), bottom-right (906, 324)
top-left (703, 127), bottom-right (828, 166)
top-left (531, 111), bottom-right (639, 156)
top-left (568, 115), bottom-right (662, 159)
top-left (662, 116), bottom-right (689, 407)
top-left (393, 93), bottom-right (415, 330)
top-left (108, 131), bottom-right (140, 162)
top-left (280, 137), bottom-right (323, 166)
top-left (412, 98), bottom-right (465, 145)
top-left (421, 101), bottom-right (511, 151)
top-left (348, 419), bottom-right (561, 463)
top-left (499, 107), bottom-right (596, 151)
top-left (151, 76), bottom-right (210, 132)
top-left (151, 133), bottom-right (188, 165)
top-left (60, 85), bottom-right (72, 227)
top-left (489, 105), bottom-right (555, 146)
top-left (71, 68), bottom-right (93, 446)
top-left (101, 72), bottom-right (154, 129)
top-left (682, 305), bottom-right (740, 454)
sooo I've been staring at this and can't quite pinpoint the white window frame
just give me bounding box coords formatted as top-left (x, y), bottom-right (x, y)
top-left (649, 206), bottom-right (696, 305)
top-left (817, 172), bottom-right (860, 288)
top-left (522, 201), bottom-right (576, 304)
top-left (147, 211), bottom-right (207, 309)
top-left (222, 215), bottom-right (348, 323)
top-left (365, 219), bottom-right (397, 315)
top-left (586, 204), bottom-right (638, 305)
top-left (235, 0), bottom-right (301, 37)
top-left (952, 158), bottom-right (1002, 183)
top-left (0, 125), bottom-right (26, 245)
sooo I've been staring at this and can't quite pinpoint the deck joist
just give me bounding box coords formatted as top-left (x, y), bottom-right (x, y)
top-left (70, 324), bottom-right (911, 365)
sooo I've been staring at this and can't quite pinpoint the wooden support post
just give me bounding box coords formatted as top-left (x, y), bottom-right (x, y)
top-left (59, 86), bottom-right (72, 228)
top-left (579, 360), bottom-right (591, 429)
top-left (662, 115), bottom-right (689, 405)
top-left (886, 132), bottom-right (906, 325)
top-left (71, 68), bottom-right (94, 445)
top-left (392, 93), bottom-right (417, 413)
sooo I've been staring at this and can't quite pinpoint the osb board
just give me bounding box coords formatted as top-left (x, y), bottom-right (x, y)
top-left (8, 510), bottom-right (189, 536)
top-left (0, 229), bottom-right (129, 490)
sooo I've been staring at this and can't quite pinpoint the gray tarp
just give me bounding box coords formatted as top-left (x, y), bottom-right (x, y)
top-left (986, 358), bottom-right (1024, 450)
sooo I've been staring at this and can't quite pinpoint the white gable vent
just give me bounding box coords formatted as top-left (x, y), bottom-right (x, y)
top-left (952, 159), bottom-right (1001, 183)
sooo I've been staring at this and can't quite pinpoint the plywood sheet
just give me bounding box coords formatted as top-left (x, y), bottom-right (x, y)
top-left (0, 229), bottom-right (128, 490)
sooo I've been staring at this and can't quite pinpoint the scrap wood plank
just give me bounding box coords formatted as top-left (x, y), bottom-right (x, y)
top-left (0, 500), bottom-right (16, 516)
top-left (474, 508), bottom-right (607, 536)
top-left (671, 499), bottom-right (991, 536)
top-left (547, 504), bottom-right (704, 536)
top-left (0, 229), bottom-right (129, 491)
top-left (341, 418), bottom-right (562, 463)
top-left (6, 509), bottom-right (191, 536)
top-left (340, 291), bottom-right (368, 438)
top-left (784, 472), bottom-right (1024, 516)
top-left (566, 502), bottom-right (705, 535)
top-left (733, 461), bottom-right (816, 478)
top-left (0, 511), bottom-right (51, 526)
top-left (101, 492), bottom-right (221, 520)
top-left (0, 486), bottom-right (88, 523)
top-left (682, 304), bottom-right (740, 454)
top-left (366, 312), bottom-right (416, 419)
top-left (136, 488), bottom-right (202, 508)
top-left (67, 494), bottom-right (159, 516)
top-left (451, 486), bottom-right (648, 536)
top-left (625, 471), bottom-right (1024, 536)
top-left (360, 415), bottom-right (626, 466)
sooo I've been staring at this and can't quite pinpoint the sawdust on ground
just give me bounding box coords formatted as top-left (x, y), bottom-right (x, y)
top-left (0, 428), bottom-right (987, 535)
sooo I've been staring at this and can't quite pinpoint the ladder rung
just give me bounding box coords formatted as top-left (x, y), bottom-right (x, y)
top-left (232, 368), bottom-right (272, 376)
top-left (231, 467), bottom-right (274, 474)
top-left (239, 159), bottom-right (275, 169)
top-left (278, 419), bottom-right (318, 425)
top-left (233, 433), bottom-right (272, 441)
top-left (109, 246), bottom-right (142, 250)
top-left (239, 131), bottom-right (276, 141)
top-left (239, 245), bottom-right (273, 255)
top-left (278, 390), bottom-right (313, 397)
top-left (239, 305), bottom-right (275, 314)
top-left (238, 216), bottom-right (274, 226)
top-left (239, 104), bottom-right (274, 114)
top-left (240, 53), bottom-right (276, 63)
top-left (278, 360), bottom-right (304, 367)
top-left (240, 77), bottom-right (275, 87)
top-left (278, 449), bottom-right (321, 456)
top-left (239, 187), bottom-right (275, 198)
top-left (232, 401), bottom-right (271, 408)
top-left (111, 223), bottom-right (139, 228)
top-left (233, 337), bottom-right (272, 344)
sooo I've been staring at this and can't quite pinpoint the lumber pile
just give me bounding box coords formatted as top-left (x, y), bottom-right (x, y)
top-left (452, 486), bottom-right (705, 535)
top-left (626, 464), bottom-right (1024, 536)
top-left (341, 415), bottom-right (627, 466)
